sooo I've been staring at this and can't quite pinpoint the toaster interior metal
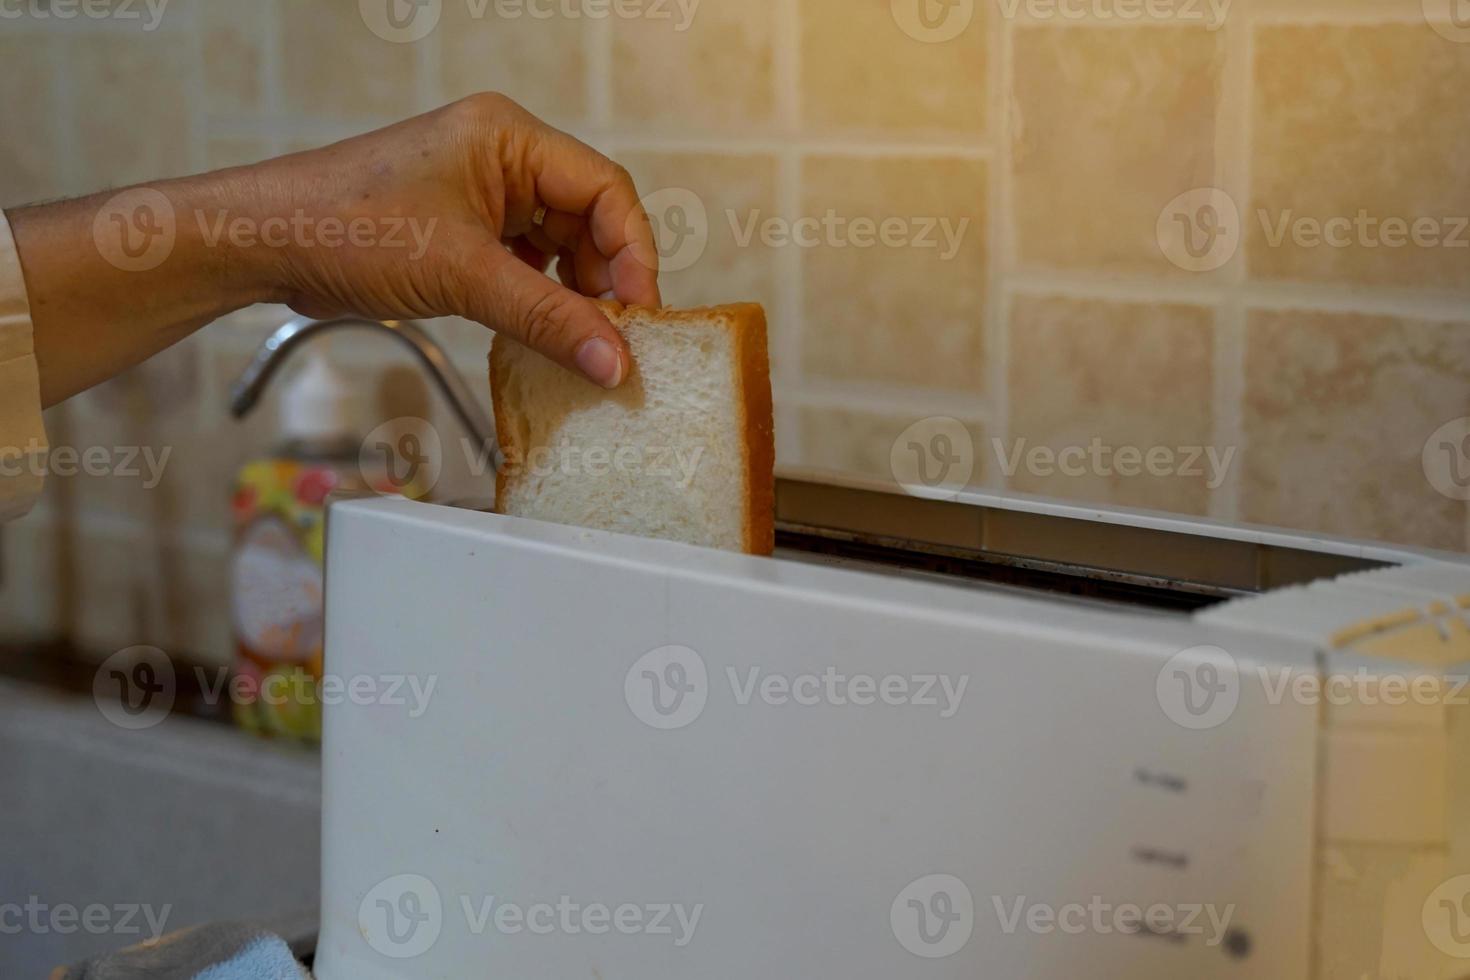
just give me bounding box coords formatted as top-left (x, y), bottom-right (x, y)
top-left (770, 475), bottom-right (1391, 613)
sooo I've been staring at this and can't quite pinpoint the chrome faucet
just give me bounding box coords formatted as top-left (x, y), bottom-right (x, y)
top-left (228, 314), bottom-right (498, 471)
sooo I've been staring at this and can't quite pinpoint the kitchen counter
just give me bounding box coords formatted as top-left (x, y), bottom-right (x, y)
top-left (0, 675), bottom-right (321, 975)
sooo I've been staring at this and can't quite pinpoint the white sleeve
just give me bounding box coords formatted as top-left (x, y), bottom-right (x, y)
top-left (0, 209), bottom-right (47, 522)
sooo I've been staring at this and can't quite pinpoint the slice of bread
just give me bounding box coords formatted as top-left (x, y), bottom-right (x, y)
top-left (490, 301), bottom-right (775, 555)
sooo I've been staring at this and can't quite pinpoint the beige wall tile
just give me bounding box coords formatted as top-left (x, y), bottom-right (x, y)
top-left (0, 37), bottom-right (67, 208)
top-left (800, 407), bottom-right (985, 487)
top-left (56, 529), bottom-right (228, 663)
top-left (1007, 295), bottom-right (1217, 514)
top-left (799, 0), bottom-right (986, 135)
top-left (619, 151), bottom-right (781, 327)
top-left (801, 155), bottom-right (987, 391)
top-left (1249, 24), bottom-right (1470, 290)
top-left (159, 541), bottom-right (232, 666)
top-left (63, 525), bottom-right (153, 659)
top-left (1242, 308), bottom-right (1470, 550)
top-left (0, 513), bottom-right (62, 641)
top-left (206, 136), bottom-right (275, 172)
top-left (279, 0), bottom-right (419, 119)
top-left (440, 5), bottom-right (586, 126)
top-left (613, 0), bottom-right (776, 132)
top-left (203, 2), bottom-right (265, 114)
top-left (67, 34), bottom-right (194, 190)
top-left (1011, 25), bottom-right (1223, 276)
top-left (425, 315), bottom-right (495, 367)
top-left (54, 337), bottom-right (232, 536)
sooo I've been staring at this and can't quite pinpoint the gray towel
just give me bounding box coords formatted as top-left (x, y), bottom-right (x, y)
top-left (52, 921), bottom-right (311, 980)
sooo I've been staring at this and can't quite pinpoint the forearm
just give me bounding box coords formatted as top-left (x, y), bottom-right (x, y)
top-left (3, 95), bottom-right (657, 408)
top-left (6, 170), bottom-right (287, 407)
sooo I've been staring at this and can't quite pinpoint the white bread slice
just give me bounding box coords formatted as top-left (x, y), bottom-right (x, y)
top-left (490, 301), bottom-right (775, 555)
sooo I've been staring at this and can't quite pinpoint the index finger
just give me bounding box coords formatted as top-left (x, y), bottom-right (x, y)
top-left (524, 124), bottom-right (662, 309)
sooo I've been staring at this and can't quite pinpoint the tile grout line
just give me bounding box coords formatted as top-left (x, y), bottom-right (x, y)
top-left (588, 9), bottom-right (613, 127)
top-left (985, 4), bottom-right (1014, 491)
top-left (203, 113), bottom-right (995, 158)
top-left (262, 0), bottom-right (284, 156)
top-left (775, 381), bottom-right (996, 423)
top-left (774, 0), bottom-right (804, 465)
top-left (189, 0), bottom-right (226, 434)
top-left (48, 26), bottom-right (81, 198)
top-left (418, 5), bottom-right (443, 113)
top-left (186, 1), bottom-right (207, 179)
top-left (1209, 0), bottom-right (1254, 524)
top-left (1004, 272), bottom-right (1470, 321)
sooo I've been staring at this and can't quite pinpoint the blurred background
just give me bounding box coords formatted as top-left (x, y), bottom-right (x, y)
top-left (0, 1), bottom-right (1468, 974)
top-left (0, 0), bottom-right (1467, 674)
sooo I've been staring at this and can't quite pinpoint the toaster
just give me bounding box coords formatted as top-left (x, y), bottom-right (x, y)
top-left (313, 472), bottom-right (1470, 979)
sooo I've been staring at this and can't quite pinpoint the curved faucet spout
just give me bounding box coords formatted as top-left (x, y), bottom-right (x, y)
top-left (229, 314), bottom-right (498, 471)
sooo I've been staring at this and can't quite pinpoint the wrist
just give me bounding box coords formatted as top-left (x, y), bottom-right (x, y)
top-left (173, 167), bottom-right (297, 308)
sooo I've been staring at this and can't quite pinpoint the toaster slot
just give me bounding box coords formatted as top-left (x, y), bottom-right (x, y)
top-left (775, 475), bottom-right (1391, 611)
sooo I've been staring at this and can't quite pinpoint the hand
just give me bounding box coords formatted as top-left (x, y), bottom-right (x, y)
top-left (7, 93), bottom-right (661, 405)
top-left (253, 93), bottom-right (661, 387)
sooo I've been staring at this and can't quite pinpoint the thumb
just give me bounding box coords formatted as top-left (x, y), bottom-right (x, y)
top-left (465, 245), bottom-right (629, 388)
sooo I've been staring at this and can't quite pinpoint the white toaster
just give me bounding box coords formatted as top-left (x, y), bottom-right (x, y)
top-left (313, 473), bottom-right (1470, 979)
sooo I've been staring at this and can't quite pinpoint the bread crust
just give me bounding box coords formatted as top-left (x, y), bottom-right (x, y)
top-left (488, 302), bottom-right (776, 556)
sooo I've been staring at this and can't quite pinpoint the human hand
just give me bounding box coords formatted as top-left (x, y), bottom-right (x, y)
top-left (250, 93), bottom-right (660, 388)
top-left (8, 93), bottom-right (660, 405)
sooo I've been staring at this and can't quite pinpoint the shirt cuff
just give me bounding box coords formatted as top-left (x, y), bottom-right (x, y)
top-left (0, 209), bottom-right (47, 523)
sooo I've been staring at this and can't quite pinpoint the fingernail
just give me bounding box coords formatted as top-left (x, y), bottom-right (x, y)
top-left (575, 337), bottom-right (623, 388)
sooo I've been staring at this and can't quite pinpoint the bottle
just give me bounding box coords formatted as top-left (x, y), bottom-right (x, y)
top-left (229, 347), bottom-right (362, 741)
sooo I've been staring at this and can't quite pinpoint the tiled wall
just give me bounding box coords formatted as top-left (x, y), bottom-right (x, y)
top-left (1, 0), bottom-right (1468, 664)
